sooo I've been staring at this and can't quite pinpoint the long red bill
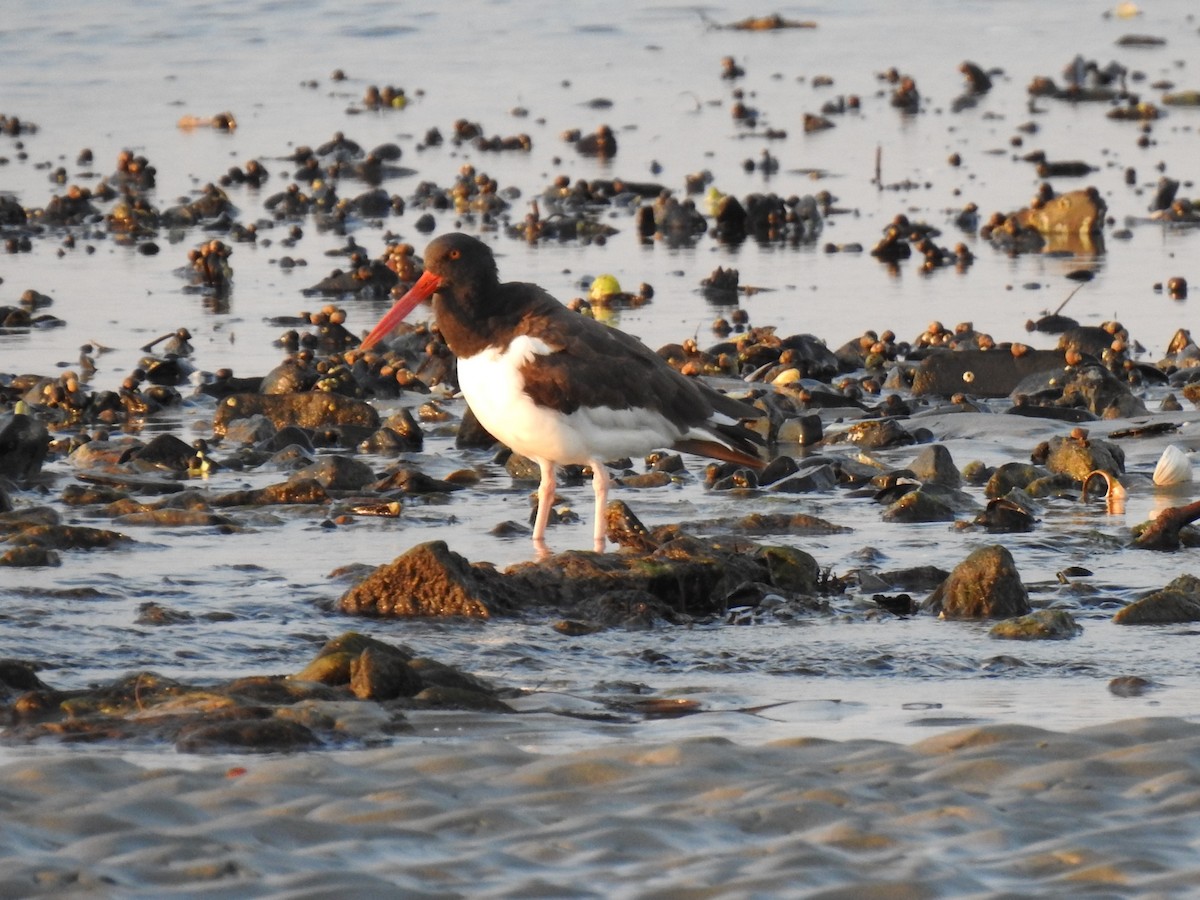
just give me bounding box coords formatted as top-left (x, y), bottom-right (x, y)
top-left (359, 270), bottom-right (443, 350)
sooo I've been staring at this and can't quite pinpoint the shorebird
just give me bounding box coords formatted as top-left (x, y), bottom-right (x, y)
top-left (361, 232), bottom-right (765, 555)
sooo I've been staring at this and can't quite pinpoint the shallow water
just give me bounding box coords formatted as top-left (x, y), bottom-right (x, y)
top-left (3, 0), bottom-right (1200, 756)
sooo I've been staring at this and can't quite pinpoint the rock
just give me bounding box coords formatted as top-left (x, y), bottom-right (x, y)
top-left (0, 546), bottom-right (60, 567)
top-left (775, 414), bottom-right (823, 446)
top-left (1109, 676), bottom-right (1156, 696)
top-left (0, 411), bottom-right (50, 481)
top-left (770, 463), bottom-right (839, 493)
top-left (509, 536), bottom-right (776, 616)
top-left (1033, 431), bottom-right (1124, 481)
top-left (339, 540), bottom-right (514, 618)
top-left (222, 413), bottom-right (278, 445)
top-left (135, 602), bottom-right (194, 625)
top-left (911, 349), bottom-right (1065, 398)
top-left (838, 419), bottom-right (915, 449)
top-left (567, 589), bottom-right (674, 629)
top-left (922, 544), bottom-right (1031, 619)
top-left (758, 545), bottom-right (821, 593)
top-left (909, 444), bottom-right (961, 488)
top-left (989, 609), bottom-right (1081, 639)
top-left (4, 524), bottom-right (131, 550)
top-left (290, 455), bottom-right (377, 491)
top-left (883, 482), bottom-right (977, 522)
top-left (975, 491), bottom-right (1038, 532)
top-left (350, 646), bottom-right (422, 700)
top-left (1023, 473), bottom-right (1079, 499)
top-left (0, 660), bottom-right (49, 698)
top-left (412, 685), bottom-right (513, 712)
top-left (212, 393), bottom-right (380, 444)
top-left (1114, 575), bottom-right (1200, 624)
top-left (1054, 364), bottom-right (1148, 418)
top-left (707, 512), bottom-right (850, 535)
top-left (984, 465), bottom-right (1051, 501)
top-left (371, 466), bottom-right (463, 495)
top-left (124, 433), bottom-right (195, 470)
top-left (1013, 187), bottom-right (1106, 236)
top-left (210, 478), bottom-right (329, 507)
top-left (882, 488), bottom-right (958, 523)
top-left (175, 712), bottom-right (323, 753)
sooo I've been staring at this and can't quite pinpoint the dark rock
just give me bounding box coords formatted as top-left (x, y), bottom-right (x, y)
top-left (1055, 365), bottom-right (1148, 418)
top-left (412, 685), bottom-right (513, 712)
top-left (838, 419), bottom-right (915, 449)
top-left (0, 412), bottom-right (50, 481)
top-left (350, 646), bottom-right (422, 700)
top-left (371, 466), bottom-right (463, 495)
top-left (291, 455), bottom-right (377, 491)
top-left (704, 512), bottom-right (850, 536)
top-left (124, 433), bottom-right (196, 470)
top-left (175, 712), bottom-right (322, 753)
top-left (505, 536), bottom-right (772, 617)
top-left (922, 544), bottom-right (1031, 619)
top-left (989, 609), bottom-right (1082, 639)
top-left (770, 463), bottom-right (838, 493)
top-left (135, 602), bottom-right (194, 625)
top-left (881, 488), bottom-right (958, 523)
top-left (0, 659), bottom-right (49, 697)
top-left (1109, 675), bottom-right (1156, 696)
top-left (758, 545), bottom-right (820, 593)
top-left (1033, 431), bottom-right (1124, 481)
top-left (911, 349), bottom-right (1065, 398)
top-left (568, 589), bottom-right (674, 629)
top-left (776, 414), bottom-right (824, 446)
top-left (292, 632), bottom-right (414, 686)
top-left (213, 393), bottom-right (380, 442)
top-left (222, 413), bottom-right (278, 445)
top-left (975, 492), bottom-right (1038, 532)
top-left (985, 462), bottom-right (1050, 498)
top-left (456, 405), bottom-right (498, 449)
top-left (605, 500), bottom-right (658, 552)
top-left (5, 524), bottom-right (131, 551)
top-left (209, 478), bottom-right (329, 507)
top-left (1114, 575), bottom-right (1200, 624)
top-left (860, 565), bottom-right (949, 592)
top-left (909, 444), bottom-right (961, 488)
top-left (2, 544), bottom-right (62, 572)
top-left (1022, 473), bottom-right (1079, 500)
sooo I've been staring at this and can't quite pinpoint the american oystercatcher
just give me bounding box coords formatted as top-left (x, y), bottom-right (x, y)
top-left (361, 232), bottom-right (765, 555)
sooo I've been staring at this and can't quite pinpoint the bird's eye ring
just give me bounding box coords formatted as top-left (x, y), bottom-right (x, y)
top-left (448, 249), bottom-right (461, 260)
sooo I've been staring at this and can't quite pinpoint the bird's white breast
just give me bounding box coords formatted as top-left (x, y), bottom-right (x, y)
top-left (456, 336), bottom-right (684, 465)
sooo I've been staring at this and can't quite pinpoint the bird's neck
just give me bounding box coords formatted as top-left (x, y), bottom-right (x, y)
top-left (434, 282), bottom-right (512, 358)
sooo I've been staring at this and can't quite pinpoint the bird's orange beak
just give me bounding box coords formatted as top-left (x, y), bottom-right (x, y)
top-left (359, 270), bottom-right (443, 350)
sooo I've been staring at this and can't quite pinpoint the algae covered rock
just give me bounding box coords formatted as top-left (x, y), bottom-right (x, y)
top-left (339, 540), bottom-right (514, 618)
top-left (922, 544), bottom-right (1031, 619)
top-left (989, 609), bottom-right (1081, 640)
top-left (1114, 574), bottom-right (1200, 624)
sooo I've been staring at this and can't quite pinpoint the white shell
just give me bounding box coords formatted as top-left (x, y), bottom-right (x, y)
top-left (1153, 444), bottom-right (1193, 486)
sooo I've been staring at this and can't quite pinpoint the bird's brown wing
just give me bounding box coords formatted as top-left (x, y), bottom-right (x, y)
top-left (510, 288), bottom-right (764, 466)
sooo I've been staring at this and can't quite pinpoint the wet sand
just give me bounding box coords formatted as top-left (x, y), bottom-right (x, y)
top-left (2, 715), bottom-right (1198, 897)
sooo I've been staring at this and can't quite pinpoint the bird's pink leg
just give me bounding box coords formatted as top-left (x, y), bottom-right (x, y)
top-left (533, 458), bottom-right (556, 559)
top-left (589, 459), bottom-right (610, 553)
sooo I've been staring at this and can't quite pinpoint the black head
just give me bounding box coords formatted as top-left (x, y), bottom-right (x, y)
top-left (421, 232), bottom-right (500, 294)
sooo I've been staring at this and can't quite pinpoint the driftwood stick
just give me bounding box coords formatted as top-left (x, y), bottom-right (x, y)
top-left (1133, 498), bottom-right (1200, 550)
